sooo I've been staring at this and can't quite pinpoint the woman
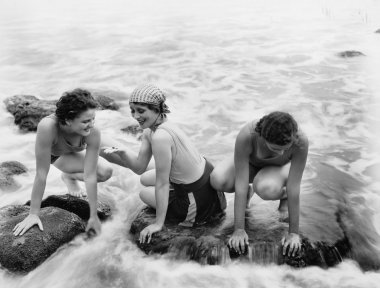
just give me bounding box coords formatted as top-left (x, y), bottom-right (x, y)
top-left (102, 84), bottom-right (225, 244)
top-left (13, 89), bottom-right (113, 236)
top-left (210, 111), bottom-right (308, 257)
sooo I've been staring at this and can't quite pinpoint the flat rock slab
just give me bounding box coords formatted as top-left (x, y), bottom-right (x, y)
top-left (0, 205), bottom-right (85, 274)
top-left (0, 161), bottom-right (28, 190)
top-left (25, 193), bottom-right (115, 221)
top-left (4, 93), bottom-right (119, 131)
top-left (130, 206), bottom-right (350, 267)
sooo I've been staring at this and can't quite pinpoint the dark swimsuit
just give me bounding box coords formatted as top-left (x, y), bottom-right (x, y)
top-left (167, 159), bottom-right (226, 227)
top-left (46, 114), bottom-right (87, 163)
top-left (248, 121), bottom-right (307, 181)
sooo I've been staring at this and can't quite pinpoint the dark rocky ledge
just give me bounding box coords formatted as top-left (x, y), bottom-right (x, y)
top-left (0, 193), bottom-right (114, 274)
top-left (4, 93), bottom-right (119, 131)
top-left (0, 205), bottom-right (85, 274)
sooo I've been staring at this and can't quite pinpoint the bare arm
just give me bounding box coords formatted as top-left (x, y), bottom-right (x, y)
top-left (228, 124), bottom-right (253, 253)
top-left (286, 136), bottom-right (309, 234)
top-left (83, 127), bottom-right (102, 234)
top-left (139, 129), bottom-right (172, 243)
top-left (13, 118), bottom-right (56, 235)
top-left (281, 135), bottom-right (309, 256)
top-left (101, 130), bottom-right (152, 175)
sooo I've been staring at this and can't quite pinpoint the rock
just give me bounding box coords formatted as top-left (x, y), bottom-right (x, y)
top-left (375, 29), bottom-right (380, 33)
top-left (121, 124), bottom-right (143, 138)
top-left (4, 95), bottom-right (56, 131)
top-left (0, 161), bottom-right (28, 190)
top-left (129, 206), bottom-right (350, 267)
top-left (4, 93), bottom-right (119, 131)
top-left (337, 51), bottom-right (365, 58)
top-left (25, 193), bottom-right (115, 221)
top-left (0, 205), bottom-right (85, 274)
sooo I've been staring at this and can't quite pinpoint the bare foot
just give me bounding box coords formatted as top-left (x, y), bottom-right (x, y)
top-left (61, 173), bottom-right (85, 197)
top-left (246, 185), bottom-right (254, 208)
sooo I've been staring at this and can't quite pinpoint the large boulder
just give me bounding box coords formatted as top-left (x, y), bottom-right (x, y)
top-left (129, 163), bottom-right (377, 269)
top-left (4, 93), bottom-right (119, 131)
top-left (0, 161), bottom-right (28, 190)
top-left (25, 193), bottom-right (115, 221)
top-left (0, 205), bottom-right (85, 273)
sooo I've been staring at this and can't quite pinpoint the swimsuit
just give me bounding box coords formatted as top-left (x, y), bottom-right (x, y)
top-left (248, 121), bottom-right (307, 180)
top-left (46, 114), bottom-right (87, 163)
top-left (147, 122), bottom-right (226, 226)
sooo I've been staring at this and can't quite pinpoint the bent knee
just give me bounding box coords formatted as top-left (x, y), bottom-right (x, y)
top-left (254, 181), bottom-right (283, 200)
top-left (97, 166), bottom-right (113, 182)
top-left (210, 173), bottom-right (233, 192)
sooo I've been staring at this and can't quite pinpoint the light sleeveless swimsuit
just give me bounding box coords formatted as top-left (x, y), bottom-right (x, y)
top-left (148, 122), bottom-right (226, 227)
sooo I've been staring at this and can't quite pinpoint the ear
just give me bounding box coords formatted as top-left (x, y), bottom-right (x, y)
top-left (65, 119), bottom-right (72, 126)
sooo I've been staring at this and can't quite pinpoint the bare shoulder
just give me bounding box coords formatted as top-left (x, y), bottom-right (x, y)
top-left (85, 126), bottom-right (101, 144)
top-left (151, 128), bottom-right (172, 144)
top-left (296, 130), bottom-right (309, 149)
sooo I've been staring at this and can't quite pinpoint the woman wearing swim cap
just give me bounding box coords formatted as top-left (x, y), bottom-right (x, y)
top-left (210, 111), bottom-right (308, 257)
top-left (102, 84), bottom-right (226, 243)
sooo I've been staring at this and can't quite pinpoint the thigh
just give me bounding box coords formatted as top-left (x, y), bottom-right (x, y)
top-left (140, 169), bottom-right (156, 186)
top-left (53, 151), bottom-right (85, 173)
top-left (252, 163), bottom-right (290, 198)
top-left (210, 156), bottom-right (235, 192)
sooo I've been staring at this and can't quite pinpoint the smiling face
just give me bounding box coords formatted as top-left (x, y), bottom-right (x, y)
top-left (66, 108), bottom-right (96, 136)
top-left (130, 103), bottom-right (160, 129)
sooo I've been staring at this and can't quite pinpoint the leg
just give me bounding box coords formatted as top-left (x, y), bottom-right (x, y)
top-left (252, 163), bottom-right (290, 218)
top-left (210, 156), bottom-right (235, 192)
top-left (139, 186), bottom-right (156, 208)
top-left (54, 151), bottom-right (113, 196)
top-left (140, 169), bottom-right (156, 187)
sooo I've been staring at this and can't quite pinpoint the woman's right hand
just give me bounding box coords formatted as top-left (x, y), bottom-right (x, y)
top-left (228, 228), bottom-right (249, 254)
top-left (101, 146), bottom-right (123, 155)
top-left (13, 214), bottom-right (43, 236)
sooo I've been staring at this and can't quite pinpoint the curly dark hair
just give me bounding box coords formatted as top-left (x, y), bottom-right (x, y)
top-left (255, 111), bottom-right (298, 145)
top-left (55, 88), bottom-right (98, 125)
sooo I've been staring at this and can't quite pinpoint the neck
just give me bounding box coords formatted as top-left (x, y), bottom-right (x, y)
top-left (150, 114), bottom-right (167, 131)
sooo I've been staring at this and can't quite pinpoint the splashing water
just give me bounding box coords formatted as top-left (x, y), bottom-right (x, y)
top-left (1, 0), bottom-right (380, 287)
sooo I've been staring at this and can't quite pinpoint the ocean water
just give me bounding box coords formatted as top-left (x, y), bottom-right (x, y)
top-left (1, 0), bottom-right (380, 287)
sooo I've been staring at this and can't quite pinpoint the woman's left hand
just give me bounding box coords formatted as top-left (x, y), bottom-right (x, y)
top-left (86, 215), bottom-right (102, 236)
top-left (281, 233), bottom-right (301, 257)
top-left (139, 223), bottom-right (163, 244)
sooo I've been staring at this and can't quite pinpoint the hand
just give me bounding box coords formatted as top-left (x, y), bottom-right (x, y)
top-left (281, 233), bottom-right (301, 257)
top-left (228, 229), bottom-right (249, 254)
top-left (139, 223), bottom-right (163, 244)
top-left (101, 146), bottom-right (123, 155)
top-left (86, 215), bottom-right (101, 236)
top-left (13, 214), bottom-right (43, 236)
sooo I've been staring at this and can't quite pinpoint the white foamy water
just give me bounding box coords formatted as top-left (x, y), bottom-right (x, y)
top-left (1, 0), bottom-right (380, 287)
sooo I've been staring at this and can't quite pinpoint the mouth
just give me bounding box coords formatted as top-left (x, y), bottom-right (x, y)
top-left (137, 120), bottom-right (145, 126)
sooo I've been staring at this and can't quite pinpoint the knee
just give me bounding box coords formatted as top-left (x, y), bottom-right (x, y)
top-left (254, 180), bottom-right (282, 200)
top-left (210, 172), bottom-right (229, 191)
top-left (97, 166), bottom-right (113, 182)
top-left (140, 173), bottom-right (150, 186)
top-left (139, 189), bottom-right (149, 203)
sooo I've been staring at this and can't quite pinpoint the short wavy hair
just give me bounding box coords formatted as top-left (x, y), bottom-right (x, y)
top-left (55, 88), bottom-right (98, 125)
top-left (255, 111), bottom-right (298, 145)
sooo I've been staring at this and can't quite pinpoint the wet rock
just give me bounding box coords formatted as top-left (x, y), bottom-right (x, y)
top-left (129, 206), bottom-right (350, 267)
top-left (0, 161), bottom-right (28, 190)
top-left (4, 93), bottom-right (119, 131)
top-left (4, 95), bottom-right (56, 131)
top-left (337, 50), bottom-right (365, 58)
top-left (0, 205), bottom-right (85, 274)
top-left (25, 193), bottom-right (115, 221)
